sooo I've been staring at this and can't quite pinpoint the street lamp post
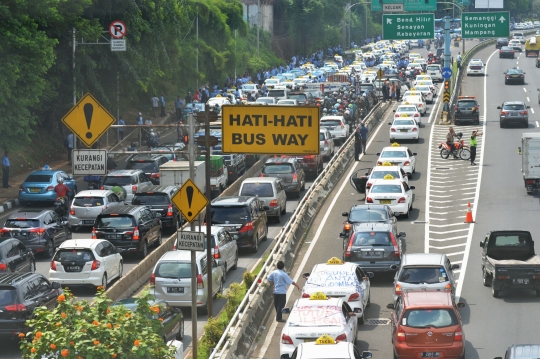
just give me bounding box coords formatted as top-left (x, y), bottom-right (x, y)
top-left (438, 2), bottom-right (466, 56)
top-left (343, 2), bottom-right (370, 50)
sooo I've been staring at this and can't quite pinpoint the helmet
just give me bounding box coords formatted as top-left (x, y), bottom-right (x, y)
top-left (337, 99), bottom-right (341, 103)
top-left (57, 177), bottom-right (64, 183)
top-left (323, 108), bottom-right (328, 113)
top-left (139, 112), bottom-right (142, 116)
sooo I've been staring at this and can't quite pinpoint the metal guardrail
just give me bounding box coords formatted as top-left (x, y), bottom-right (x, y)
top-left (207, 101), bottom-right (391, 359)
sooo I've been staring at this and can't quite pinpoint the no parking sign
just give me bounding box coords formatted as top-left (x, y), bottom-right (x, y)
top-left (109, 20), bottom-right (127, 39)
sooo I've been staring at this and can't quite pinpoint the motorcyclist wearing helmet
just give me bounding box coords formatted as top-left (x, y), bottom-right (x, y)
top-left (54, 177), bottom-right (71, 206)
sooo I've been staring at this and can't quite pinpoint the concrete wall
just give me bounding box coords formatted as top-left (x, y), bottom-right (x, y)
top-left (242, 3), bottom-right (273, 34)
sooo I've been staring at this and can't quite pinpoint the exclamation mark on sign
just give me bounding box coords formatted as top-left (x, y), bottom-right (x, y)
top-left (186, 186), bottom-right (194, 217)
top-left (84, 103), bottom-right (94, 139)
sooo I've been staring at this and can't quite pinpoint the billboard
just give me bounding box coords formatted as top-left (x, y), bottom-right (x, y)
top-left (221, 105), bottom-right (321, 155)
top-left (474, 0), bottom-right (504, 9)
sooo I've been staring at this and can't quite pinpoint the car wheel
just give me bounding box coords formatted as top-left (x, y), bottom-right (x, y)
top-left (231, 251), bottom-right (239, 270)
top-left (524, 121), bottom-right (529, 128)
top-left (358, 311), bottom-right (364, 325)
top-left (29, 260), bottom-right (36, 273)
top-left (482, 268), bottom-right (491, 286)
top-left (301, 181), bottom-right (305, 191)
top-left (274, 213), bottom-right (281, 223)
top-left (262, 225), bottom-right (268, 241)
top-left (45, 240), bottom-right (54, 259)
top-left (281, 205), bottom-right (286, 215)
top-left (252, 235), bottom-right (259, 253)
top-left (100, 274), bottom-right (108, 291)
top-left (222, 264), bottom-right (227, 281)
top-left (156, 231), bottom-right (163, 247)
top-left (197, 305), bottom-right (208, 316)
top-left (491, 281), bottom-right (500, 298)
top-left (139, 240), bottom-right (148, 259)
top-left (500, 121), bottom-right (504, 128)
top-left (366, 293), bottom-right (371, 307)
top-left (176, 319), bottom-right (185, 341)
top-left (390, 138), bottom-right (394, 143)
top-left (118, 262), bottom-right (123, 279)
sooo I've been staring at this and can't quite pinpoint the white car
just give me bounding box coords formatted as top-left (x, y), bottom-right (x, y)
top-left (281, 335), bottom-right (372, 359)
top-left (256, 97), bottom-right (277, 105)
top-left (414, 80), bottom-right (436, 94)
top-left (376, 144), bottom-right (417, 175)
top-left (413, 75), bottom-right (432, 85)
top-left (508, 39), bottom-right (523, 52)
top-left (319, 129), bottom-right (335, 160)
top-left (280, 295), bottom-right (358, 357)
top-left (264, 78), bottom-right (282, 88)
top-left (467, 59), bottom-right (485, 76)
top-left (414, 85), bottom-right (434, 104)
top-left (389, 116), bottom-right (420, 143)
top-left (426, 64), bottom-right (443, 82)
top-left (366, 165), bottom-right (409, 191)
top-left (401, 95), bottom-right (427, 115)
top-left (394, 104), bottom-right (421, 120)
top-left (301, 258), bottom-right (372, 324)
top-left (366, 178), bottom-right (415, 218)
top-left (207, 96), bottom-right (231, 107)
top-left (49, 239), bottom-right (123, 290)
top-left (406, 62), bottom-right (424, 72)
top-left (320, 116), bottom-right (349, 145)
top-left (277, 99), bottom-right (299, 106)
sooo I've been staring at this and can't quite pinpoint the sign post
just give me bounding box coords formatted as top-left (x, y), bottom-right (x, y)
top-left (462, 12), bottom-right (510, 39)
top-left (382, 14), bottom-right (435, 41)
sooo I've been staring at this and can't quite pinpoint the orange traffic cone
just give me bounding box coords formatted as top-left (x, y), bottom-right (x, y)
top-left (464, 203), bottom-right (474, 223)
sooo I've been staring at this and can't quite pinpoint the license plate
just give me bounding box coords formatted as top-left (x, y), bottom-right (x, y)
top-left (304, 339), bottom-right (316, 343)
top-left (67, 266), bottom-right (80, 271)
top-left (29, 188), bottom-right (40, 193)
top-left (513, 278), bottom-right (529, 284)
top-left (167, 287), bottom-right (184, 293)
top-left (379, 199), bottom-right (391, 204)
top-left (512, 113), bottom-right (518, 116)
top-left (107, 234), bottom-right (123, 240)
top-left (400, 129), bottom-right (408, 132)
top-left (421, 353), bottom-right (440, 358)
top-left (512, 75), bottom-right (518, 78)
top-left (364, 251), bottom-right (383, 257)
top-left (83, 220), bottom-right (94, 224)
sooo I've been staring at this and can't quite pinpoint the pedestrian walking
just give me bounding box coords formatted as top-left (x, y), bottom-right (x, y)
top-left (396, 81), bottom-right (402, 101)
top-left (457, 52), bottom-right (462, 69)
top-left (390, 82), bottom-right (396, 101)
top-left (175, 96), bottom-right (184, 121)
top-left (151, 95), bottom-right (159, 117)
top-left (381, 81), bottom-right (388, 102)
top-left (359, 122), bottom-right (368, 154)
top-left (267, 261), bottom-right (301, 322)
top-left (2, 151), bottom-right (10, 188)
top-left (117, 117), bottom-right (125, 143)
top-left (470, 129), bottom-right (482, 166)
top-left (354, 127), bottom-right (362, 161)
top-left (160, 93), bottom-right (166, 117)
top-left (66, 133), bottom-right (74, 162)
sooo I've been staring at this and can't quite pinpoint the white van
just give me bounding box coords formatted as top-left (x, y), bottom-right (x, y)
top-left (513, 32), bottom-right (525, 44)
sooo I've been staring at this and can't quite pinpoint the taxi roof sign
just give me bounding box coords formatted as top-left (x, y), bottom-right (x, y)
top-left (391, 142), bottom-right (401, 147)
top-left (400, 114), bottom-right (409, 117)
top-left (384, 174), bottom-right (395, 180)
top-left (327, 257), bottom-right (342, 265)
top-left (310, 292), bottom-right (328, 300)
top-left (315, 335), bottom-right (336, 345)
top-left (382, 161), bottom-right (393, 166)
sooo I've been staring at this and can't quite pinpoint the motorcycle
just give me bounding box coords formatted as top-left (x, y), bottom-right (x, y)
top-left (439, 132), bottom-right (471, 160)
top-left (84, 175), bottom-right (101, 190)
top-left (54, 196), bottom-right (69, 218)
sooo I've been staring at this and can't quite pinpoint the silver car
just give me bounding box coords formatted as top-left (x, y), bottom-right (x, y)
top-left (498, 101), bottom-right (530, 128)
top-left (151, 250), bottom-right (224, 315)
top-left (319, 129), bottom-right (335, 161)
top-left (239, 177), bottom-right (287, 222)
top-left (179, 226), bottom-right (238, 277)
top-left (68, 190), bottom-right (123, 230)
top-left (102, 169), bottom-right (153, 202)
top-left (392, 253), bottom-right (460, 304)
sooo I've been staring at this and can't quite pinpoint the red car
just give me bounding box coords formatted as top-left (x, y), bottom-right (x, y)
top-left (388, 291), bottom-right (466, 359)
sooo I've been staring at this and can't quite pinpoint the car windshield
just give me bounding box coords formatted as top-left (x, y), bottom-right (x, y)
top-left (103, 176), bottom-right (132, 186)
top-left (126, 161), bottom-right (158, 173)
top-left (155, 262), bottom-right (193, 278)
top-left (503, 104), bottom-right (525, 110)
top-left (458, 101), bottom-right (476, 108)
top-left (370, 184), bottom-right (402, 193)
top-left (394, 120), bottom-right (415, 126)
top-left (132, 193), bottom-right (170, 205)
top-left (257, 99), bottom-right (273, 104)
top-left (210, 206), bottom-right (250, 224)
top-left (381, 151), bottom-right (407, 158)
top-left (398, 107), bottom-right (417, 112)
top-left (95, 216), bottom-right (135, 228)
top-left (240, 183), bottom-right (274, 197)
top-left (0, 289), bottom-right (17, 306)
top-left (416, 87), bottom-right (430, 92)
top-left (305, 270), bottom-right (360, 289)
top-left (399, 267), bottom-right (448, 284)
top-left (54, 249), bottom-right (95, 262)
top-left (371, 171), bottom-right (400, 179)
top-left (352, 231), bottom-right (392, 246)
top-left (73, 196), bottom-right (106, 207)
top-left (403, 309), bottom-right (459, 328)
top-left (319, 133), bottom-right (326, 141)
top-left (501, 46), bottom-right (512, 50)
top-left (321, 120), bottom-right (342, 127)
top-left (287, 305), bottom-right (345, 327)
top-left (493, 235), bottom-right (530, 246)
top-left (403, 97), bottom-right (421, 103)
top-left (360, 85), bottom-right (374, 92)
top-left (262, 164), bottom-right (294, 174)
top-left (507, 69), bottom-right (522, 74)
top-left (4, 219), bottom-right (40, 228)
top-left (25, 175), bottom-right (52, 183)
top-left (268, 90), bottom-right (285, 97)
top-left (427, 65), bottom-right (440, 71)
top-left (289, 94), bottom-right (307, 101)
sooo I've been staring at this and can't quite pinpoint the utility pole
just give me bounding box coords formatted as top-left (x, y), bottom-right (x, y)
top-left (196, 10), bottom-right (199, 90)
top-left (188, 113), bottom-right (198, 359)
top-left (204, 105), bottom-right (213, 317)
top-left (257, 0), bottom-right (260, 57)
top-left (443, 8), bottom-right (451, 112)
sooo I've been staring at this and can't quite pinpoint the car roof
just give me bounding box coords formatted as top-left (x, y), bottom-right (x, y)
top-left (372, 165), bottom-right (401, 171)
top-left (503, 101), bottom-right (525, 105)
top-left (371, 178), bottom-right (403, 186)
top-left (351, 222), bottom-right (393, 231)
top-left (295, 297), bottom-right (343, 308)
top-left (320, 116), bottom-right (344, 120)
top-left (0, 272), bottom-right (37, 287)
top-left (264, 157), bottom-right (297, 165)
top-left (128, 154), bottom-right (166, 161)
top-left (382, 146), bottom-right (409, 152)
top-left (402, 253), bottom-right (445, 266)
top-left (8, 209), bottom-right (50, 219)
top-left (59, 239), bottom-right (104, 249)
top-left (27, 170), bottom-right (63, 176)
top-left (158, 250), bottom-right (206, 261)
top-left (350, 204), bottom-right (390, 211)
top-left (242, 176), bottom-right (279, 184)
top-left (402, 291), bottom-right (453, 307)
top-left (136, 185), bottom-right (177, 193)
top-left (508, 345), bottom-right (540, 359)
top-left (312, 262), bottom-right (358, 274)
top-left (184, 226), bottom-right (225, 235)
top-left (75, 190), bottom-right (112, 197)
top-left (101, 205), bottom-right (144, 215)
top-left (211, 196), bottom-right (256, 206)
top-left (106, 169), bottom-right (142, 176)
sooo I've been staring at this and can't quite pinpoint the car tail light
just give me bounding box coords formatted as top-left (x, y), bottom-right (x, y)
top-left (520, 110), bottom-right (528, 115)
top-left (100, 186), bottom-right (104, 190)
top-left (412, 128), bottom-right (417, 132)
top-left (30, 228), bottom-right (46, 236)
top-left (445, 283), bottom-right (452, 291)
top-left (197, 274), bottom-right (204, 289)
top-left (340, 123), bottom-right (344, 129)
top-left (19, 185), bottom-right (24, 192)
top-left (344, 223), bottom-right (352, 231)
top-left (302, 293), bottom-right (310, 298)
top-left (398, 197), bottom-right (406, 203)
top-left (281, 334), bottom-right (293, 345)
top-left (418, 104), bottom-right (423, 107)
top-left (348, 292), bottom-right (360, 302)
top-left (239, 222), bottom-right (254, 233)
top-left (520, 75), bottom-right (524, 78)
top-left (213, 245), bottom-right (221, 259)
top-left (404, 161), bottom-right (410, 166)
top-left (335, 333), bottom-right (347, 342)
top-left (377, 161), bottom-right (382, 165)
top-left (132, 185), bottom-right (138, 193)
top-left (390, 232), bottom-right (400, 258)
top-left (395, 283), bottom-right (403, 295)
top-left (46, 186), bottom-right (55, 191)
top-left (167, 204), bottom-right (173, 217)
top-left (324, 139), bottom-right (329, 145)
top-left (292, 173), bottom-right (298, 183)
top-left (91, 260), bottom-right (101, 271)
top-left (5, 304), bottom-right (26, 311)
top-left (527, 179), bottom-right (536, 185)
top-left (345, 234), bottom-right (354, 258)
top-left (395, 114), bottom-right (399, 117)
top-left (454, 326), bottom-right (463, 341)
top-left (70, 206), bottom-right (75, 215)
top-left (150, 173), bottom-right (160, 179)
top-left (50, 261), bottom-right (57, 271)
top-left (475, 106), bottom-right (479, 111)
top-left (366, 197), bottom-right (373, 203)
top-left (499, 49), bottom-right (502, 53)
top-left (91, 228), bottom-right (97, 239)
top-left (150, 273), bottom-right (156, 284)
top-left (132, 227), bottom-right (140, 241)
top-left (533, 275), bottom-right (540, 279)
top-left (455, 106), bottom-right (459, 111)
top-left (414, 113), bottom-right (419, 117)
top-left (397, 326), bottom-right (406, 342)
top-left (259, 173), bottom-right (264, 177)
top-left (506, 75), bottom-right (510, 79)
top-left (0, 263), bottom-right (6, 271)
top-left (269, 199), bottom-right (278, 207)
top-left (366, 182), bottom-right (372, 189)
top-left (501, 111), bottom-right (509, 115)
top-left (0, 228), bottom-right (9, 235)
top-left (391, 128), bottom-right (396, 132)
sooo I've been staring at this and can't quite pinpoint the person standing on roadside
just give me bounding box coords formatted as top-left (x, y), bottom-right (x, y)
top-left (396, 81), bottom-right (402, 101)
top-left (117, 117), bottom-right (125, 143)
top-left (354, 127), bottom-right (362, 161)
top-left (185, 92), bottom-right (192, 104)
top-left (390, 82), bottom-right (396, 101)
top-left (381, 80), bottom-right (388, 102)
top-left (66, 133), bottom-right (74, 163)
top-left (151, 95), bottom-right (159, 117)
top-left (268, 261), bottom-right (301, 322)
top-left (2, 151), bottom-right (10, 188)
top-left (470, 129), bottom-right (482, 166)
top-left (160, 93), bottom-right (166, 117)
top-left (457, 52), bottom-right (462, 69)
top-left (360, 122), bottom-right (368, 154)
top-left (175, 96), bottom-right (184, 121)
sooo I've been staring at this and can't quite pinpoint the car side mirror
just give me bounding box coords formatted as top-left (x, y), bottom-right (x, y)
top-left (302, 272), bottom-right (310, 279)
top-left (51, 282), bottom-right (61, 290)
top-left (376, 153), bottom-right (381, 156)
top-left (457, 302), bottom-right (466, 308)
top-left (451, 264), bottom-right (460, 270)
top-left (340, 232), bottom-right (347, 238)
top-left (387, 303), bottom-right (395, 309)
top-left (527, 106), bottom-right (531, 109)
top-left (388, 122), bottom-right (392, 125)
top-left (362, 352), bottom-right (373, 359)
top-left (413, 153), bottom-right (417, 156)
top-left (342, 212), bottom-right (348, 217)
top-left (480, 241), bottom-right (485, 247)
top-left (281, 308), bottom-right (290, 314)
top-left (410, 186), bottom-right (416, 190)
top-left (367, 272), bottom-right (375, 279)
top-left (399, 232), bottom-right (406, 238)
top-left (497, 106), bottom-right (502, 109)
top-left (494, 357), bottom-right (503, 359)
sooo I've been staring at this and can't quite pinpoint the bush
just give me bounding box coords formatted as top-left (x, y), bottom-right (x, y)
top-left (243, 271), bottom-right (255, 288)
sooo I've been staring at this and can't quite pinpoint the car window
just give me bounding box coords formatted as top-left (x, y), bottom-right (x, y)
top-left (210, 206), bottom-right (250, 224)
top-left (0, 288), bottom-right (17, 306)
top-left (370, 184), bottom-right (402, 193)
top-left (350, 208), bottom-right (389, 222)
top-left (493, 235), bottom-right (528, 246)
top-left (457, 101), bottom-right (477, 108)
top-left (74, 196), bottom-right (106, 207)
top-left (24, 278), bottom-right (42, 300)
top-left (139, 172), bottom-right (150, 182)
top-left (262, 164), bottom-right (294, 174)
top-left (394, 120), bottom-right (415, 126)
top-left (108, 194), bottom-right (120, 203)
top-left (398, 106), bottom-right (417, 112)
top-left (103, 176), bottom-right (132, 186)
top-left (351, 231), bottom-right (391, 246)
top-left (3, 219), bottom-right (40, 229)
top-left (395, 297), bottom-right (404, 319)
top-left (37, 277), bottom-right (51, 294)
top-left (25, 175), bottom-right (52, 183)
top-left (43, 213), bottom-right (53, 225)
top-left (155, 262), bottom-right (193, 278)
top-left (200, 257), bottom-right (208, 275)
top-left (132, 193), bottom-right (170, 205)
top-left (399, 267), bottom-right (448, 284)
top-left (503, 104), bottom-right (525, 110)
top-left (126, 161), bottom-right (158, 173)
top-left (402, 309), bottom-right (458, 328)
top-left (371, 170), bottom-right (400, 180)
top-left (240, 183), bottom-right (274, 197)
top-left (6, 241), bottom-right (20, 258)
top-left (102, 242), bottom-right (114, 256)
top-left (381, 151), bottom-right (407, 158)
top-left (96, 215), bottom-right (136, 228)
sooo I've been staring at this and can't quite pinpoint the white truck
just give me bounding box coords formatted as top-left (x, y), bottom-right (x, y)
top-left (520, 133), bottom-right (540, 194)
top-left (159, 161), bottom-right (206, 193)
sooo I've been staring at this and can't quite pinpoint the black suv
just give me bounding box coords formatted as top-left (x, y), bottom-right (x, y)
top-left (125, 154), bottom-right (169, 185)
top-left (93, 205), bottom-right (162, 258)
top-left (454, 96), bottom-right (480, 125)
top-left (132, 185), bottom-right (181, 232)
top-left (0, 273), bottom-right (62, 337)
top-left (210, 196), bottom-right (268, 253)
top-left (0, 239), bottom-right (35, 273)
top-left (261, 157), bottom-right (306, 198)
top-left (495, 37), bottom-right (509, 49)
top-left (0, 209), bottom-right (71, 258)
top-left (341, 204), bottom-right (397, 237)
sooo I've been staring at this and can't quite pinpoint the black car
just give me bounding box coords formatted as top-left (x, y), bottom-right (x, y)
top-left (495, 37), bottom-right (509, 49)
top-left (504, 67), bottom-right (525, 84)
top-left (112, 297), bottom-right (184, 342)
top-left (125, 154), bottom-right (170, 185)
top-left (454, 95), bottom-right (480, 125)
top-left (93, 205), bottom-right (162, 258)
top-left (261, 157), bottom-right (306, 198)
top-left (210, 196), bottom-right (268, 253)
top-left (0, 239), bottom-right (35, 273)
top-left (499, 46), bottom-right (515, 59)
top-left (132, 185), bottom-right (181, 232)
top-left (0, 209), bottom-right (71, 258)
top-left (341, 204), bottom-right (397, 237)
top-left (0, 273), bottom-right (62, 337)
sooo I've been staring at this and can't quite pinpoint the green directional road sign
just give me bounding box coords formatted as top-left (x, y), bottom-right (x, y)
top-left (382, 14), bottom-right (435, 41)
top-left (462, 12), bottom-right (510, 39)
top-left (372, 0), bottom-right (437, 12)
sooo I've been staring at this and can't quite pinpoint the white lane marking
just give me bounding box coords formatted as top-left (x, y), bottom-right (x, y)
top-left (428, 84), bottom-right (445, 124)
top-left (455, 48), bottom-right (494, 301)
top-left (527, 97), bottom-right (530, 102)
top-left (536, 121), bottom-right (539, 128)
top-left (257, 112), bottom-right (388, 356)
top-left (523, 87), bottom-right (527, 92)
top-left (430, 243), bottom-right (467, 249)
top-left (532, 108), bottom-right (535, 114)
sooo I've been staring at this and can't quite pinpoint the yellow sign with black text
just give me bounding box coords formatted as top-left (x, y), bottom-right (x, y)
top-left (221, 105), bottom-right (320, 155)
top-left (61, 93), bottom-right (116, 148)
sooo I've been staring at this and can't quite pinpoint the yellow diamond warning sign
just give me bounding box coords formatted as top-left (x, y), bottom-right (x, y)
top-left (61, 93), bottom-right (116, 148)
top-left (172, 178), bottom-right (209, 223)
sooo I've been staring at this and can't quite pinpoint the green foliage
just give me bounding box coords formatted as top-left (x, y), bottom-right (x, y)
top-left (243, 271), bottom-right (255, 288)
